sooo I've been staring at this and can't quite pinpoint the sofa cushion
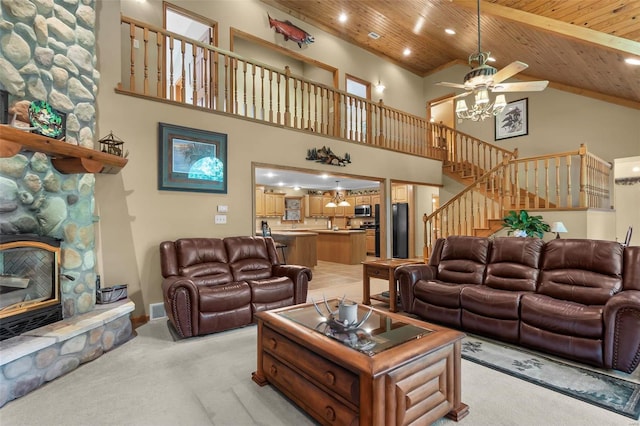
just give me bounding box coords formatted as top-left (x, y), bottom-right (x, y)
top-left (199, 282), bottom-right (251, 312)
top-left (539, 239), bottom-right (623, 305)
top-left (460, 286), bottom-right (524, 320)
top-left (248, 276), bottom-right (294, 303)
top-left (225, 236), bottom-right (278, 281)
top-left (437, 236), bottom-right (489, 285)
top-left (415, 280), bottom-right (471, 309)
top-left (485, 237), bottom-right (543, 292)
top-left (520, 293), bottom-right (603, 339)
top-left (175, 238), bottom-right (234, 284)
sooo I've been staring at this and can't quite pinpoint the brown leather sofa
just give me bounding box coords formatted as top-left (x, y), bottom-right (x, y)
top-left (160, 236), bottom-right (312, 338)
top-left (395, 236), bottom-right (640, 373)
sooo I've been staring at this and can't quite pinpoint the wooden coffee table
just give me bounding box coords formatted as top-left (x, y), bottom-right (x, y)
top-left (362, 258), bottom-right (424, 312)
top-left (252, 300), bottom-right (468, 425)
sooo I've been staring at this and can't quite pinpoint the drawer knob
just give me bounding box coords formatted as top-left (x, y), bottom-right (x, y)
top-left (324, 406), bottom-right (336, 421)
top-left (269, 338), bottom-right (277, 350)
top-left (269, 365), bottom-right (278, 376)
top-left (324, 371), bottom-right (336, 385)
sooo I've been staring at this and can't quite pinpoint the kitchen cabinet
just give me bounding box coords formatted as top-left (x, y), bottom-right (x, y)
top-left (355, 195), bottom-right (371, 206)
top-left (392, 185), bottom-right (409, 203)
top-left (308, 195), bottom-right (324, 217)
top-left (344, 196), bottom-right (356, 217)
top-left (371, 194), bottom-right (380, 207)
top-left (322, 195), bottom-right (335, 217)
top-left (265, 192), bottom-right (285, 217)
top-left (256, 188), bottom-right (265, 217)
top-left (366, 229), bottom-right (375, 254)
top-left (283, 197), bottom-right (303, 221)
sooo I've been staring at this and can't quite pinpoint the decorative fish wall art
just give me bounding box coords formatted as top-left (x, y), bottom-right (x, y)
top-left (268, 14), bottom-right (314, 48)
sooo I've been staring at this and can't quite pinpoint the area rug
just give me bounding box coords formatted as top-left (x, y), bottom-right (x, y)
top-left (461, 335), bottom-right (640, 420)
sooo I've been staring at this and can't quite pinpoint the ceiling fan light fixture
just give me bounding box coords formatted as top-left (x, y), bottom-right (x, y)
top-left (494, 94), bottom-right (507, 110)
top-left (474, 89), bottom-right (489, 105)
top-left (456, 100), bottom-right (469, 113)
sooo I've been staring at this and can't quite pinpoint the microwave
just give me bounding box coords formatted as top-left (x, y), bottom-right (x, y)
top-left (354, 204), bottom-right (372, 217)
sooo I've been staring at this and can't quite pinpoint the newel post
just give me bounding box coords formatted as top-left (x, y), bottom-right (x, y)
top-left (284, 66), bottom-right (291, 127)
top-left (502, 152), bottom-right (512, 210)
top-left (579, 143), bottom-right (588, 207)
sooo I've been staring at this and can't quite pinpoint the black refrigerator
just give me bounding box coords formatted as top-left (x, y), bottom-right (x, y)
top-left (393, 203), bottom-right (409, 258)
top-left (374, 204), bottom-right (380, 257)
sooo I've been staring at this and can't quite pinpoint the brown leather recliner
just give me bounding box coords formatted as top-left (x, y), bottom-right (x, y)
top-left (396, 236), bottom-right (640, 373)
top-left (160, 236), bottom-right (312, 338)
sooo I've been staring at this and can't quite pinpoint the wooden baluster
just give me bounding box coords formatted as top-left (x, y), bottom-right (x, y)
top-left (544, 158), bottom-right (550, 208)
top-left (192, 43), bottom-right (197, 106)
top-left (203, 48), bottom-right (209, 109)
top-left (259, 66), bottom-right (265, 120)
top-left (555, 157), bottom-right (561, 207)
top-left (224, 55), bottom-right (230, 113)
top-left (169, 35), bottom-right (175, 101)
top-left (284, 66), bottom-right (291, 127)
top-left (251, 62), bottom-right (257, 118)
top-left (524, 161), bottom-right (530, 209)
top-left (268, 69), bottom-right (274, 122)
top-left (276, 72), bottom-right (281, 124)
top-left (142, 28), bottom-right (150, 95)
top-left (179, 39), bottom-right (186, 103)
top-left (212, 51), bottom-right (219, 110)
top-left (579, 144), bottom-right (587, 207)
top-left (313, 85), bottom-right (318, 132)
top-left (156, 31), bottom-right (162, 97)
top-left (534, 159), bottom-right (540, 208)
top-left (129, 23), bottom-right (136, 91)
top-left (293, 77), bottom-right (299, 128)
top-left (242, 60), bottom-right (247, 116)
top-left (566, 155), bottom-right (572, 207)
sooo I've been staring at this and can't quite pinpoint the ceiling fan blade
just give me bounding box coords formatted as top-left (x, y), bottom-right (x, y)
top-left (431, 91), bottom-right (471, 106)
top-left (436, 81), bottom-right (467, 89)
top-left (492, 80), bottom-right (549, 92)
top-left (492, 61), bottom-right (528, 84)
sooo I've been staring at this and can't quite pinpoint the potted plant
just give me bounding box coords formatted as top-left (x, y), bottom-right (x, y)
top-left (501, 210), bottom-right (550, 238)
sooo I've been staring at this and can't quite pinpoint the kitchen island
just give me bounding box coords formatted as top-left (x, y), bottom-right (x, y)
top-left (270, 231), bottom-right (317, 268)
top-left (315, 229), bottom-right (366, 265)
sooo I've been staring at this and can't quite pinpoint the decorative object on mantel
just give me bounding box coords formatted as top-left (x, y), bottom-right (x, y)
top-left (268, 13), bottom-right (314, 48)
top-left (28, 100), bottom-right (66, 140)
top-left (98, 131), bottom-right (128, 158)
top-left (306, 146), bottom-right (351, 166)
top-left (325, 181), bottom-right (350, 208)
top-left (501, 209), bottom-right (550, 238)
top-left (550, 221), bottom-right (568, 239)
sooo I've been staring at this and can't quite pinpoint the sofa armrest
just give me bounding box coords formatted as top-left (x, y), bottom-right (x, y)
top-left (395, 264), bottom-right (437, 313)
top-left (272, 264), bottom-right (312, 303)
top-left (603, 290), bottom-right (640, 373)
top-left (161, 276), bottom-right (200, 338)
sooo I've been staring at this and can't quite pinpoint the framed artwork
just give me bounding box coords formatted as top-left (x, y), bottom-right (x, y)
top-left (158, 123), bottom-right (227, 193)
top-left (495, 98), bottom-right (528, 140)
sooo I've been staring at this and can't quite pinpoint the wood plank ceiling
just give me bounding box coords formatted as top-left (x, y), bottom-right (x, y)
top-left (261, 0), bottom-right (640, 109)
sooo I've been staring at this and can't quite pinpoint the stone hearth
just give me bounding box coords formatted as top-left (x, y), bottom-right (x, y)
top-left (0, 300), bottom-right (134, 408)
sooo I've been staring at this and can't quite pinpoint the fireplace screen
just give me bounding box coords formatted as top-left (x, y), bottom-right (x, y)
top-left (0, 235), bottom-right (62, 339)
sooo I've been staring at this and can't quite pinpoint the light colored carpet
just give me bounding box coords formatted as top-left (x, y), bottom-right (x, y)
top-left (0, 260), bottom-right (634, 425)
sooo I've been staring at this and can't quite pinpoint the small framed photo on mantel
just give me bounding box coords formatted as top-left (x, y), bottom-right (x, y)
top-left (495, 98), bottom-right (528, 141)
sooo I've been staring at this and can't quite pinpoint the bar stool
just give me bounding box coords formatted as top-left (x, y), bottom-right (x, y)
top-left (274, 242), bottom-right (287, 264)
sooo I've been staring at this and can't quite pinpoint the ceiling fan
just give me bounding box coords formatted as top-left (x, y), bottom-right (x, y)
top-left (434, 0), bottom-right (548, 113)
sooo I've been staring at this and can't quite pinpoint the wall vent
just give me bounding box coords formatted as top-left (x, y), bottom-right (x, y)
top-left (149, 303), bottom-right (167, 320)
top-left (368, 31), bottom-right (381, 40)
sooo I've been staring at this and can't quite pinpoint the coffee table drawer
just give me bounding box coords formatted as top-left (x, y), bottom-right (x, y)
top-left (263, 353), bottom-right (358, 425)
top-left (262, 326), bottom-right (359, 405)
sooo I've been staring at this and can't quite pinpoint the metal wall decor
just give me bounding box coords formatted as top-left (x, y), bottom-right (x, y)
top-left (306, 146), bottom-right (351, 167)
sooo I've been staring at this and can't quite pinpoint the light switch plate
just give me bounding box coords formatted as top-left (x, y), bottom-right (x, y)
top-left (215, 214), bottom-right (227, 224)
top-left (217, 205), bottom-right (228, 213)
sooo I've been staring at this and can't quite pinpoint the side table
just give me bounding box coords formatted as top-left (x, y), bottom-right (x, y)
top-left (362, 258), bottom-right (424, 312)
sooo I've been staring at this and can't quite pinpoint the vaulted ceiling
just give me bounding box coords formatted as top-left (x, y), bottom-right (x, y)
top-left (261, 0), bottom-right (640, 109)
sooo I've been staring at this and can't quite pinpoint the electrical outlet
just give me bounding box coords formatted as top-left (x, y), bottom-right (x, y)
top-left (133, 39), bottom-right (140, 49)
top-left (217, 205), bottom-right (228, 213)
top-left (214, 214), bottom-right (227, 224)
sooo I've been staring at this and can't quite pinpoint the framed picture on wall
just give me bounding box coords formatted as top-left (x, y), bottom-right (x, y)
top-left (495, 98), bottom-right (528, 140)
top-left (158, 123), bottom-right (227, 193)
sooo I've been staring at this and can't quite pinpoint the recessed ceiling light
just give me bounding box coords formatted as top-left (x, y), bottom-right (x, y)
top-left (445, 28), bottom-right (456, 35)
top-left (633, 166), bottom-right (640, 172)
top-left (403, 48), bottom-right (411, 56)
top-left (338, 13), bottom-right (347, 23)
top-left (625, 58), bottom-right (640, 65)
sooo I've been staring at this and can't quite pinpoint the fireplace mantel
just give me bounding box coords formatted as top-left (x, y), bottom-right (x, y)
top-left (0, 126), bottom-right (128, 174)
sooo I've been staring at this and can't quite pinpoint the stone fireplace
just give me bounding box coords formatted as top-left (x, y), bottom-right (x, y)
top-left (0, 234), bottom-right (64, 340)
top-left (0, 0), bottom-right (134, 408)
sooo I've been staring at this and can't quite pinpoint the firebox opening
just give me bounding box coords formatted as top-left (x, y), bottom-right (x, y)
top-left (0, 234), bottom-right (63, 340)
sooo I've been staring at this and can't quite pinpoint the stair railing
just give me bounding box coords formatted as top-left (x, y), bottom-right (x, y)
top-left (424, 143), bottom-right (612, 257)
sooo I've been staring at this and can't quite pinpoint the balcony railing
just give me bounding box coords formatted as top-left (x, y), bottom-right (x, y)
top-left (119, 15), bottom-right (444, 160)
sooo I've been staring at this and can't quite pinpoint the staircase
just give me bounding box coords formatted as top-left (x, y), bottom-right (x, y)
top-left (423, 124), bottom-right (613, 256)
